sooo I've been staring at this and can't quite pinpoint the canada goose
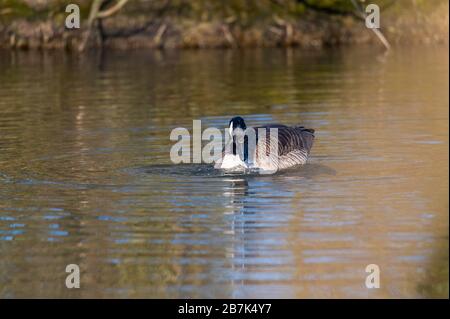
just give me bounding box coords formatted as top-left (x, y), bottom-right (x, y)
top-left (214, 116), bottom-right (315, 172)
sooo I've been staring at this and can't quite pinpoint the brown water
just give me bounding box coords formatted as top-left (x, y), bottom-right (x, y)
top-left (0, 47), bottom-right (448, 298)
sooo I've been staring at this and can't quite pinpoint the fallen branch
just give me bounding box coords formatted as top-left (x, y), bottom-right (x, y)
top-left (78, 0), bottom-right (129, 52)
top-left (221, 25), bottom-right (236, 48)
top-left (350, 0), bottom-right (391, 50)
top-left (153, 23), bottom-right (167, 46)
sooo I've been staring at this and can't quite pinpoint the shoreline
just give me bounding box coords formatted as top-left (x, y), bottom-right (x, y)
top-left (0, 1), bottom-right (448, 51)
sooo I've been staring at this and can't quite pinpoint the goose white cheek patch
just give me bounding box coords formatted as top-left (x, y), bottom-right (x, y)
top-left (229, 122), bottom-right (233, 137)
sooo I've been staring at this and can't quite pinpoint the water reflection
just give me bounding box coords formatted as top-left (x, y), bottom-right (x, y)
top-left (0, 47), bottom-right (448, 298)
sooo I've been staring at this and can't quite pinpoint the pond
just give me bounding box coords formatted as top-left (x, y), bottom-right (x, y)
top-left (0, 47), bottom-right (448, 298)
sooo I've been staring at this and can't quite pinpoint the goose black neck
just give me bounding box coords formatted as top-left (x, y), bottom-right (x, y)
top-left (232, 135), bottom-right (248, 162)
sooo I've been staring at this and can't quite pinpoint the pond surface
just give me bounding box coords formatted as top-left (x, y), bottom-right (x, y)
top-left (0, 47), bottom-right (448, 298)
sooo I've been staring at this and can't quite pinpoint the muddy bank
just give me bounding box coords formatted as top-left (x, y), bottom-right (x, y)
top-left (0, 0), bottom-right (448, 50)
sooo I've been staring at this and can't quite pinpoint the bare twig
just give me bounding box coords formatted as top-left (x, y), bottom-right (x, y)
top-left (78, 0), bottom-right (130, 52)
top-left (285, 23), bottom-right (293, 44)
top-left (78, 0), bottom-right (102, 52)
top-left (97, 0), bottom-right (129, 19)
top-left (153, 24), bottom-right (167, 46)
top-left (221, 25), bottom-right (236, 48)
top-left (370, 28), bottom-right (391, 50)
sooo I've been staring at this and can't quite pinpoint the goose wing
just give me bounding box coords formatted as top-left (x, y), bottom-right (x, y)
top-left (254, 125), bottom-right (315, 156)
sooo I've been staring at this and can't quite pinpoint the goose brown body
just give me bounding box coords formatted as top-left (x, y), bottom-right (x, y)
top-left (215, 117), bottom-right (315, 172)
top-left (251, 124), bottom-right (315, 171)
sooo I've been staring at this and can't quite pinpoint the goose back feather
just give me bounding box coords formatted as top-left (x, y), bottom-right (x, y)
top-left (251, 125), bottom-right (315, 171)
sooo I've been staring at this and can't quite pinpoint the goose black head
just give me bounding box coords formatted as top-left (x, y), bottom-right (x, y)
top-left (229, 116), bottom-right (246, 137)
top-left (228, 116), bottom-right (248, 161)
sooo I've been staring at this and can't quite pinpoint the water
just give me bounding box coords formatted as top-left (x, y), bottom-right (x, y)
top-left (0, 47), bottom-right (448, 298)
